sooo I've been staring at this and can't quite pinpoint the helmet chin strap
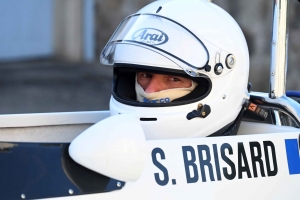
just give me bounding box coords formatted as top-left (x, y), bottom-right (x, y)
top-left (208, 101), bottom-right (249, 137)
top-left (208, 100), bottom-right (270, 137)
top-left (135, 75), bottom-right (198, 103)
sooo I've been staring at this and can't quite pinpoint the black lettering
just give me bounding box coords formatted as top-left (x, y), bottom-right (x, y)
top-left (134, 29), bottom-right (147, 40)
top-left (238, 142), bottom-right (252, 179)
top-left (144, 33), bottom-right (152, 40)
top-left (152, 148), bottom-right (169, 186)
top-left (157, 34), bottom-right (163, 42)
top-left (150, 34), bottom-right (159, 41)
top-left (182, 146), bottom-right (199, 183)
top-left (249, 142), bottom-right (266, 177)
top-left (221, 143), bottom-right (236, 180)
top-left (213, 144), bottom-right (221, 181)
top-left (263, 141), bottom-right (278, 176)
top-left (197, 145), bottom-right (215, 182)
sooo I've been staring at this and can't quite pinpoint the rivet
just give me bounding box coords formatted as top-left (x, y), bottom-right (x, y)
top-left (214, 63), bottom-right (223, 75)
top-left (222, 94), bottom-right (226, 99)
top-left (226, 54), bottom-right (235, 69)
top-left (272, 40), bottom-right (276, 45)
top-left (197, 103), bottom-right (203, 110)
top-left (202, 112), bottom-right (206, 116)
top-left (271, 71), bottom-right (275, 76)
top-left (217, 65), bottom-right (223, 73)
top-left (21, 194), bottom-right (26, 199)
top-left (69, 189), bottom-right (74, 195)
top-left (117, 182), bottom-right (122, 187)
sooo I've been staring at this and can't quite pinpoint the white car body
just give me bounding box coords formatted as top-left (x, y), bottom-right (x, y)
top-left (0, 0), bottom-right (299, 199)
top-left (0, 91), bottom-right (300, 199)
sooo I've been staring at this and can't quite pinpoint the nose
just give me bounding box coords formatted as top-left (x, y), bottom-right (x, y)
top-left (144, 76), bottom-right (165, 93)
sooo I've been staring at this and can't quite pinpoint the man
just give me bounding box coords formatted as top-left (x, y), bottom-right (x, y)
top-left (135, 72), bottom-right (197, 103)
top-left (100, 0), bottom-right (249, 139)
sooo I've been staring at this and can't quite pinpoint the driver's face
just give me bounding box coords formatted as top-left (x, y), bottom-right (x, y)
top-left (137, 72), bottom-right (192, 93)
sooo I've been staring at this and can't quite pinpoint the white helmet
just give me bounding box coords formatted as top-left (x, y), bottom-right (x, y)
top-left (100, 0), bottom-right (249, 140)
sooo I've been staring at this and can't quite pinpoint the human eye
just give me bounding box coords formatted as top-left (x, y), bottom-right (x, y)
top-left (167, 76), bottom-right (192, 88)
top-left (143, 73), bottom-right (152, 78)
top-left (138, 72), bottom-right (152, 78)
top-left (169, 76), bottom-right (181, 82)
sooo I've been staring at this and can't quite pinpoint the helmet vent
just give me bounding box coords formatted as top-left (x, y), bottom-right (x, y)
top-left (140, 118), bottom-right (157, 121)
top-left (156, 6), bottom-right (162, 13)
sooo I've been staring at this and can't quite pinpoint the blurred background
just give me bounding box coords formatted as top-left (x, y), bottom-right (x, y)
top-left (0, 0), bottom-right (299, 114)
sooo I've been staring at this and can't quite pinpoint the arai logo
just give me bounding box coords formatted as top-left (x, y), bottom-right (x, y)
top-left (132, 28), bottom-right (169, 45)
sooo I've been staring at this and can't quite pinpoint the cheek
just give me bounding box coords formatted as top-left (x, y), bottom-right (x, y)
top-left (183, 80), bottom-right (192, 88)
top-left (168, 80), bottom-right (192, 89)
top-left (178, 78), bottom-right (192, 88)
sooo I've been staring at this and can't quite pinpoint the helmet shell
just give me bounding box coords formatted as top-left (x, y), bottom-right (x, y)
top-left (106, 0), bottom-right (249, 140)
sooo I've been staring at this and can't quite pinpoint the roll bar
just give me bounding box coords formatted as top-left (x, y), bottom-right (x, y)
top-left (269, 0), bottom-right (290, 99)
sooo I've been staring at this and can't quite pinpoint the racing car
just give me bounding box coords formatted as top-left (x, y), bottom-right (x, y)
top-left (0, 0), bottom-right (300, 199)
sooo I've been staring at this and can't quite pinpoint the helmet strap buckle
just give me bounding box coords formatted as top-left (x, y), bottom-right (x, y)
top-left (186, 104), bottom-right (211, 120)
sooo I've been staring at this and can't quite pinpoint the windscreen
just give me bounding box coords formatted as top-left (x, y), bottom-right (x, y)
top-left (100, 14), bottom-right (209, 77)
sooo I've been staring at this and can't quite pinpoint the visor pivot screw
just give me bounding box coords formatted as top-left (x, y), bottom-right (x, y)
top-left (117, 182), bottom-right (122, 188)
top-left (214, 64), bottom-right (223, 75)
top-left (271, 71), bottom-right (275, 76)
top-left (226, 54), bottom-right (236, 69)
top-left (197, 103), bottom-right (203, 110)
top-left (21, 194), bottom-right (26, 199)
top-left (202, 112), bottom-right (206, 116)
top-left (69, 189), bottom-right (74, 195)
top-left (205, 65), bottom-right (211, 72)
top-left (222, 94), bottom-right (226, 99)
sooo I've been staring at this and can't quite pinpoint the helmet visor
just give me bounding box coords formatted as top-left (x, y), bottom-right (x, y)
top-left (100, 14), bottom-right (210, 77)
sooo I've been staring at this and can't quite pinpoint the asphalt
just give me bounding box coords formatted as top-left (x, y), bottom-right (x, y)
top-left (0, 61), bottom-right (113, 114)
